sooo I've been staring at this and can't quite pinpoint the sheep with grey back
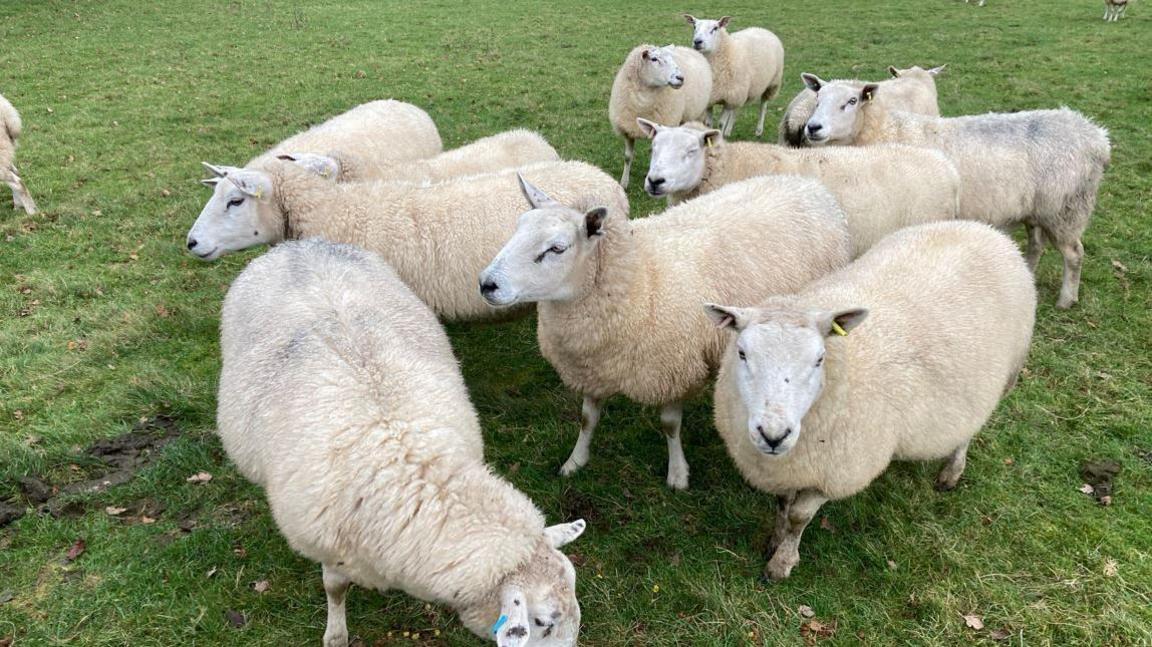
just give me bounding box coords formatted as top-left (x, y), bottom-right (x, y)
top-left (801, 76), bottom-right (1110, 308)
top-left (0, 93), bottom-right (37, 214)
top-left (778, 65), bottom-right (945, 147)
top-left (683, 15), bottom-right (784, 138)
top-left (218, 238), bottom-right (587, 647)
top-left (639, 119), bottom-right (959, 256)
top-left (478, 174), bottom-right (850, 490)
top-left (608, 44), bottom-right (712, 189)
top-left (281, 129), bottom-right (558, 183)
top-left (707, 221), bottom-right (1035, 581)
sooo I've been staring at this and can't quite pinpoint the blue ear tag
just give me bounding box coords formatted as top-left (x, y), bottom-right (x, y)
top-left (491, 614), bottom-right (508, 635)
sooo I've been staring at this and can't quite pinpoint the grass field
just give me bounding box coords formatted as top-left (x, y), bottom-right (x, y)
top-left (1, 0), bottom-right (1150, 645)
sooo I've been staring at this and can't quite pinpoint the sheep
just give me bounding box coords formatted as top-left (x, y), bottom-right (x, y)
top-left (0, 93), bottom-right (37, 214)
top-left (802, 79), bottom-right (1111, 308)
top-left (706, 221), bottom-right (1036, 581)
top-left (187, 159), bottom-right (627, 321)
top-left (683, 15), bottom-right (785, 138)
top-left (252, 99), bottom-right (442, 171)
top-left (639, 119), bottom-right (960, 256)
top-left (218, 238), bottom-right (587, 646)
top-left (1104, 0), bottom-right (1129, 21)
top-left (778, 65), bottom-right (945, 147)
top-left (478, 174), bottom-right (850, 490)
top-left (280, 129), bottom-right (559, 183)
top-left (608, 44), bottom-right (712, 189)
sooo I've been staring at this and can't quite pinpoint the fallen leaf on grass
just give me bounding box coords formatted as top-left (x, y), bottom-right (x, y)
top-left (800, 619), bottom-right (836, 642)
top-left (224, 609), bottom-right (247, 628)
top-left (65, 538), bottom-right (87, 562)
top-left (186, 472), bottom-right (213, 484)
top-left (206, 566), bottom-right (218, 578)
top-left (253, 580), bottom-right (270, 594)
top-left (233, 546), bottom-right (247, 558)
top-left (798, 605), bottom-right (815, 618)
top-left (105, 506), bottom-right (127, 516)
top-left (0, 636), bottom-right (11, 647)
top-left (819, 516), bottom-right (835, 532)
top-left (140, 515), bottom-right (157, 524)
top-left (1111, 259), bottom-right (1129, 274)
top-left (0, 590), bottom-right (13, 604)
top-left (1002, 458), bottom-right (1014, 466)
top-left (989, 628), bottom-right (1012, 641)
top-left (1103, 559), bottom-right (1118, 577)
top-left (1079, 483), bottom-right (1095, 495)
top-left (886, 560), bottom-right (898, 571)
top-left (963, 614), bottom-right (984, 630)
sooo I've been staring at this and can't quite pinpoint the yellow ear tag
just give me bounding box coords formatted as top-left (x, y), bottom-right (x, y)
top-left (831, 321), bottom-right (848, 337)
top-left (253, 188), bottom-right (263, 199)
top-left (706, 137), bottom-right (713, 148)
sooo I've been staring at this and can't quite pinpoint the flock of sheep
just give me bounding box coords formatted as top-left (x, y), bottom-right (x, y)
top-left (0, 8), bottom-right (1119, 647)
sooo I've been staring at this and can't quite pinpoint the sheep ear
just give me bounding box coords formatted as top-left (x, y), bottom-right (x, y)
top-left (279, 152), bottom-right (341, 180)
top-left (801, 73), bottom-right (824, 92)
top-left (701, 129), bottom-right (723, 147)
top-left (641, 48), bottom-right (651, 61)
top-left (517, 173), bottom-right (560, 209)
top-left (200, 178), bottom-right (221, 187)
top-left (704, 303), bottom-right (755, 331)
top-left (861, 83), bottom-right (878, 102)
top-left (493, 585), bottom-right (531, 647)
top-left (683, 13), bottom-right (697, 25)
top-left (718, 15), bottom-right (732, 28)
top-left (544, 519), bottom-right (586, 548)
top-left (201, 161), bottom-right (228, 177)
top-left (636, 118), bottom-right (660, 139)
top-left (928, 63), bottom-right (947, 76)
top-left (816, 308), bottom-right (869, 337)
top-left (584, 207), bottom-right (607, 238)
top-left (887, 65), bottom-right (900, 78)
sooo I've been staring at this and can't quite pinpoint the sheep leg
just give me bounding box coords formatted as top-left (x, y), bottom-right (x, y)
top-left (5, 165), bottom-right (36, 214)
top-left (322, 564), bottom-right (352, 647)
top-left (1024, 223), bottom-right (1046, 273)
top-left (765, 491), bottom-right (797, 559)
top-left (763, 489), bottom-right (827, 581)
top-left (720, 107), bottom-right (737, 137)
top-left (619, 138), bottom-right (634, 189)
top-left (1053, 237), bottom-right (1084, 309)
top-left (703, 107), bottom-right (714, 128)
top-left (754, 99), bottom-right (769, 138)
top-left (660, 402), bottom-right (689, 490)
top-left (560, 395), bottom-right (602, 477)
top-left (935, 441), bottom-right (970, 491)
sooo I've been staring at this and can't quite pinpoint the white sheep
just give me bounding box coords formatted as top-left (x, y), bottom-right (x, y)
top-left (608, 44), bottom-right (712, 189)
top-left (0, 93), bottom-right (37, 214)
top-left (1104, 0), bottom-right (1129, 21)
top-left (778, 65), bottom-right (945, 147)
top-left (187, 159), bottom-right (627, 321)
top-left (280, 129), bottom-right (558, 183)
top-left (478, 174), bottom-right (850, 490)
top-left (683, 15), bottom-right (784, 138)
top-left (252, 99), bottom-right (442, 171)
top-left (639, 119), bottom-right (960, 256)
top-left (218, 238), bottom-right (587, 646)
top-left (706, 221), bottom-right (1035, 581)
top-left (802, 80), bottom-right (1111, 308)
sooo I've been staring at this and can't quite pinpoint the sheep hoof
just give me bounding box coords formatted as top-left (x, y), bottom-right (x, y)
top-left (1055, 298), bottom-right (1077, 310)
top-left (762, 559), bottom-right (794, 582)
top-left (559, 459), bottom-right (585, 477)
top-left (934, 479), bottom-right (958, 492)
top-left (323, 631), bottom-right (349, 647)
top-left (666, 472), bottom-right (689, 491)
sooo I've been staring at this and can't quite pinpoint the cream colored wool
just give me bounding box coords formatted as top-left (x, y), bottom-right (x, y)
top-left (218, 239), bottom-right (584, 646)
top-left (186, 159), bottom-right (628, 321)
top-left (686, 16), bottom-right (784, 137)
top-left (299, 129), bottom-right (558, 182)
top-left (712, 221), bottom-right (1036, 579)
top-left (480, 175), bottom-right (849, 489)
top-left (0, 93), bottom-right (37, 214)
top-left (807, 86), bottom-right (1110, 308)
top-left (645, 124), bottom-right (960, 256)
top-left (777, 66), bottom-right (942, 146)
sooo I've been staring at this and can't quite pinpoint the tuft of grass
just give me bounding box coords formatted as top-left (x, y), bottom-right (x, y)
top-left (1, 0), bottom-right (1149, 645)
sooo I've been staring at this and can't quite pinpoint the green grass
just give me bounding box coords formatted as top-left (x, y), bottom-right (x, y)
top-left (1, 0), bottom-right (1150, 645)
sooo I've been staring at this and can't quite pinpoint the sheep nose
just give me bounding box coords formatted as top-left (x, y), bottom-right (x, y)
top-left (187, 238), bottom-right (198, 250)
top-left (693, 39), bottom-right (703, 48)
top-left (757, 425), bottom-right (793, 450)
top-left (807, 122), bottom-right (824, 134)
top-left (479, 279), bottom-right (499, 296)
top-left (647, 177), bottom-right (665, 188)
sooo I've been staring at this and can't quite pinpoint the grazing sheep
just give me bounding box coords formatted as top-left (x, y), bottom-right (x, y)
top-left (803, 80), bottom-right (1110, 308)
top-left (608, 44), bottom-right (712, 189)
top-left (218, 238), bottom-right (587, 646)
top-left (0, 93), bottom-right (37, 214)
top-left (478, 175), bottom-right (850, 490)
top-left (778, 65), bottom-right (945, 147)
top-left (1104, 0), bottom-right (1129, 21)
top-left (281, 129), bottom-right (559, 183)
top-left (639, 119), bottom-right (960, 256)
top-left (707, 221), bottom-right (1035, 581)
top-left (187, 159), bottom-right (627, 321)
top-left (683, 15), bottom-right (784, 138)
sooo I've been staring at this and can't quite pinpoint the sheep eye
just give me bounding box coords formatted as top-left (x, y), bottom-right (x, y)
top-left (227, 197), bottom-right (245, 208)
top-left (815, 355), bottom-right (825, 367)
top-left (535, 245), bottom-right (567, 263)
top-left (784, 377), bottom-right (790, 384)
top-left (848, 98), bottom-right (858, 106)
top-left (738, 349), bottom-right (746, 361)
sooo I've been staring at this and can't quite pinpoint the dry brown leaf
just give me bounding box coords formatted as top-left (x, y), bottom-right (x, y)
top-left (886, 559), bottom-right (898, 571)
top-left (1099, 495), bottom-right (1113, 506)
top-left (819, 516), bottom-right (835, 532)
top-left (1103, 559), bottom-right (1118, 577)
top-left (1111, 259), bottom-right (1129, 273)
top-left (155, 304), bottom-right (171, 318)
top-left (1002, 458), bottom-right (1014, 466)
top-left (989, 628), bottom-right (1011, 641)
top-left (224, 609), bottom-right (247, 628)
top-left (800, 619), bottom-right (836, 642)
top-left (186, 472), bottom-right (213, 484)
top-left (798, 605), bottom-right (815, 618)
top-left (140, 515), bottom-right (157, 525)
top-left (253, 580), bottom-right (270, 594)
top-left (65, 538), bottom-right (87, 562)
top-left (105, 506), bottom-right (127, 516)
top-left (963, 614), bottom-right (984, 630)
